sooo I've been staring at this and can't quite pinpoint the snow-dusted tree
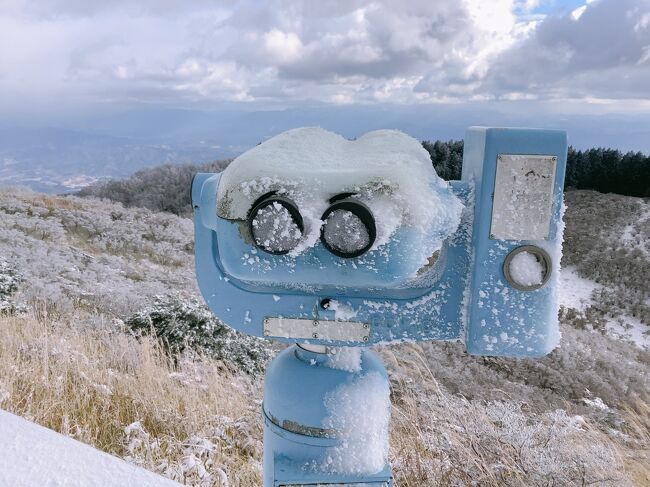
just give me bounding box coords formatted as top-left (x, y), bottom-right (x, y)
top-left (0, 260), bottom-right (24, 314)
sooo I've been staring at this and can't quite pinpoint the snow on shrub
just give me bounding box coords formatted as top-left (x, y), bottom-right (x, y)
top-left (0, 261), bottom-right (26, 314)
top-left (125, 295), bottom-right (272, 375)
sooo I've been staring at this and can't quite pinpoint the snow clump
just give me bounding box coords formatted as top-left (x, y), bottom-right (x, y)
top-left (509, 251), bottom-right (545, 287)
top-left (325, 347), bottom-right (362, 373)
top-left (320, 371), bottom-right (390, 475)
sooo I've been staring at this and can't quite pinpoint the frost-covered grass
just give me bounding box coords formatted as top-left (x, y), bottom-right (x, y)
top-left (0, 260), bottom-right (25, 314)
top-left (0, 188), bottom-right (648, 486)
top-left (1, 307), bottom-right (646, 486)
top-left (383, 340), bottom-right (649, 486)
top-left (563, 190), bottom-right (650, 326)
top-left (0, 189), bottom-right (196, 316)
top-left (0, 310), bottom-right (262, 486)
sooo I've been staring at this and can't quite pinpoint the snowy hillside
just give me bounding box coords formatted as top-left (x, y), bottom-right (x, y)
top-left (0, 188), bottom-right (648, 486)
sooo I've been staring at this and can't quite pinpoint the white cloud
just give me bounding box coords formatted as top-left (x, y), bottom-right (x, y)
top-left (0, 0), bottom-right (647, 113)
top-left (571, 5), bottom-right (588, 21)
top-left (263, 29), bottom-right (303, 63)
top-left (480, 0), bottom-right (650, 101)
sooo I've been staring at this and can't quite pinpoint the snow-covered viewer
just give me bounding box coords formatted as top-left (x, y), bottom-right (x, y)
top-left (191, 126), bottom-right (572, 485)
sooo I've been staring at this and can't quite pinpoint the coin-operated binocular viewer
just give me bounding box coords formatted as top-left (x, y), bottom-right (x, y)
top-left (192, 126), bottom-right (567, 486)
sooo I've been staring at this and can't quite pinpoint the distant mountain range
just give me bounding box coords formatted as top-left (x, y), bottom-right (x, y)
top-left (0, 127), bottom-right (230, 193)
top-left (2, 105), bottom-right (649, 193)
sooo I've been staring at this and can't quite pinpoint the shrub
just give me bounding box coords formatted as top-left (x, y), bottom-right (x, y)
top-left (0, 261), bottom-right (25, 314)
top-left (125, 295), bottom-right (272, 375)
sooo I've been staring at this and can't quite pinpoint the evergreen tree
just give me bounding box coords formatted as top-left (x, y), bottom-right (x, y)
top-left (422, 141), bottom-right (649, 197)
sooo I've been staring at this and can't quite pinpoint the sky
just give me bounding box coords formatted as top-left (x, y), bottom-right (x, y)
top-left (1, 0), bottom-right (649, 151)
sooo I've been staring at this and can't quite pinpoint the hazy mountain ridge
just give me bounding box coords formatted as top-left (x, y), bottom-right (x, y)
top-left (3, 106), bottom-right (650, 195)
top-left (0, 127), bottom-right (229, 193)
top-left (0, 187), bottom-right (647, 485)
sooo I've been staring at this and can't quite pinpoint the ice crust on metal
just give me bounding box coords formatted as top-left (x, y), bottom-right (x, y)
top-left (216, 127), bottom-right (464, 263)
top-left (490, 154), bottom-right (557, 241)
top-left (264, 317), bottom-right (370, 342)
top-left (192, 127), bottom-right (568, 356)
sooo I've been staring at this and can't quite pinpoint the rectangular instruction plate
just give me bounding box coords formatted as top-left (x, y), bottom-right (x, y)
top-left (263, 317), bottom-right (370, 342)
top-left (490, 154), bottom-right (557, 241)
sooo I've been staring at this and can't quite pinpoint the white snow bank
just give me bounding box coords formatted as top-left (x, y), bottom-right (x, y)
top-left (217, 127), bottom-right (463, 257)
top-left (320, 371), bottom-right (390, 475)
top-left (0, 409), bottom-right (181, 487)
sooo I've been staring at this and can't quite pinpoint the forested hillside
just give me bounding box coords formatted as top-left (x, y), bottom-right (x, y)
top-left (77, 159), bottom-right (231, 216)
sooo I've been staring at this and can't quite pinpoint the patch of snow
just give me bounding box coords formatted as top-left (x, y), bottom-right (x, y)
top-left (619, 202), bottom-right (650, 257)
top-left (605, 314), bottom-right (650, 351)
top-left (325, 348), bottom-right (362, 373)
top-left (327, 300), bottom-right (358, 321)
top-left (320, 371), bottom-right (390, 475)
top-left (582, 397), bottom-right (609, 411)
top-left (0, 409), bottom-right (181, 487)
top-left (559, 266), bottom-right (602, 312)
top-left (559, 267), bottom-right (649, 350)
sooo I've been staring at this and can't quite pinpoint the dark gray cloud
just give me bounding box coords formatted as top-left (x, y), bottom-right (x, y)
top-left (478, 0), bottom-right (650, 100)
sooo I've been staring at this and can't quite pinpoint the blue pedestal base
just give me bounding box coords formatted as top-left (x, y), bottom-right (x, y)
top-left (263, 345), bottom-right (393, 486)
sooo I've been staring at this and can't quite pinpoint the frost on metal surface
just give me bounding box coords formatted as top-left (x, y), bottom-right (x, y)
top-left (251, 202), bottom-right (302, 253)
top-left (491, 154), bottom-right (556, 241)
top-left (263, 317), bottom-right (370, 342)
top-left (216, 127), bottom-right (464, 264)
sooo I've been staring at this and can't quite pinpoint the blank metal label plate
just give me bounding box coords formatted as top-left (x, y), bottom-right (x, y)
top-left (263, 317), bottom-right (370, 342)
top-left (491, 154), bottom-right (557, 241)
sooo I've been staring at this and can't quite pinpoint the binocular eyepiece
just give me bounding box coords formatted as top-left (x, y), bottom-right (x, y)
top-left (248, 191), bottom-right (377, 259)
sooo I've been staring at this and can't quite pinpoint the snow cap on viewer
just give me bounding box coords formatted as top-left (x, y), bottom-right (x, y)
top-left (216, 126), bottom-right (463, 256)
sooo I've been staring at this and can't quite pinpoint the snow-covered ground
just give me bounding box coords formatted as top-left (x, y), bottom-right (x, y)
top-left (560, 265), bottom-right (649, 350)
top-left (0, 409), bottom-right (181, 487)
top-left (559, 265), bottom-right (602, 313)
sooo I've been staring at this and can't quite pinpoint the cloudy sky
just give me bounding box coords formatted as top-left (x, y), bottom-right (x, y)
top-left (1, 0), bottom-right (649, 149)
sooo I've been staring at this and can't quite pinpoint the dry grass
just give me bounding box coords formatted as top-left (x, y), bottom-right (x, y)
top-left (0, 309), bottom-right (262, 486)
top-left (383, 344), bottom-right (647, 487)
top-left (1, 308), bottom-right (647, 486)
